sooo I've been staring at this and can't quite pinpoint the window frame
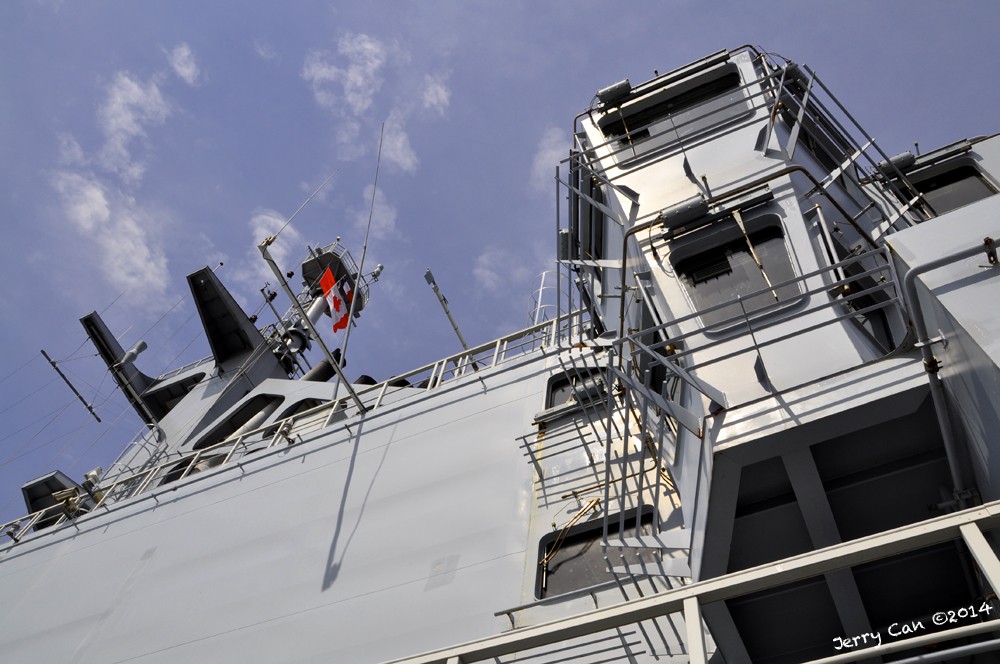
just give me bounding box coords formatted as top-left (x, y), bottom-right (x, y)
top-left (670, 212), bottom-right (806, 330)
top-left (534, 367), bottom-right (607, 425)
top-left (535, 507), bottom-right (657, 599)
top-left (597, 61), bottom-right (753, 165)
top-left (906, 158), bottom-right (998, 215)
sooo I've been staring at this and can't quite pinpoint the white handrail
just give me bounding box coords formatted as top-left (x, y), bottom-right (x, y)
top-left (1, 309), bottom-right (589, 546)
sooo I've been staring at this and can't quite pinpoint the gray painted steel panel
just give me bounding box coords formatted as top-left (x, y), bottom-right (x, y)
top-left (5, 47), bottom-right (1000, 664)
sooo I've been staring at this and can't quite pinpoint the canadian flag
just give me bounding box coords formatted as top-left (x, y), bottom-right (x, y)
top-left (320, 267), bottom-right (353, 333)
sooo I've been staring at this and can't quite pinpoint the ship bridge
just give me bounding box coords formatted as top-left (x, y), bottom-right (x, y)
top-left (530, 45), bottom-right (1000, 663)
top-left (3, 45), bottom-right (1000, 664)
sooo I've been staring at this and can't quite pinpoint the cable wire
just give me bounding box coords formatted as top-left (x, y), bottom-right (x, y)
top-left (272, 171), bottom-right (337, 240)
top-left (0, 377), bottom-right (58, 416)
top-left (0, 400), bottom-right (77, 467)
top-left (0, 353), bottom-right (41, 385)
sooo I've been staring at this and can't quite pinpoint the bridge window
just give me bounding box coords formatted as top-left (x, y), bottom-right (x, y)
top-left (673, 215), bottom-right (801, 326)
top-left (599, 63), bottom-right (749, 159)
top-left (911, 163), bottom-right (996, 215)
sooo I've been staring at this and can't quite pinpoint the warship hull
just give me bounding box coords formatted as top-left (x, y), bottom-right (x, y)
top-left (4, 46), bottom-right (1000, 664)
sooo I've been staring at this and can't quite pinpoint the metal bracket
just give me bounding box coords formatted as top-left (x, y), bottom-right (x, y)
top-left (913, 332), bottom-right (947, 350)
top-left (985, 236), bottom-right (998, 266)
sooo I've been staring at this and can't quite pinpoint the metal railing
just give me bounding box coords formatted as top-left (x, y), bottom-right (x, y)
top-left (580, 245), bottom-right (906, 594)
top-left (555, 49), bottom-right (931, 359)
top-left (380, 500), bottom-right (1000, 664)
top-left (571, 46), bottom-right (925, 232)
top-left (154, 355), bottom-right (213, 382)
top-left (616, 245), bottom-right (904, 408)
top-left (1, 310), bottom-right (589, 547)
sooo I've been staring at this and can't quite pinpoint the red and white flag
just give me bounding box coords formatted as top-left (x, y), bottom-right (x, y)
top-left (320, 267), bottom-right (353, 333)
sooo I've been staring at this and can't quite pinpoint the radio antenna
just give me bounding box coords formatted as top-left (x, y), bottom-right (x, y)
top-left (40, 350), bottom-right (101, 423)
top-left (273, 170), bottom-right (337, 240)
top-left (423, 268), bottom-right (470, 351)
top-left (258, 170), bottom-right (368, 413)
top-left (331, 122), bottom-right (385, 406)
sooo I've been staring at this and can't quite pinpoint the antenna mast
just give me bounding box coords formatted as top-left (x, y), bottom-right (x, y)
top-left (423, 269), bottom-right (471, 351)
top-left (258, 175), bottom-right (368, 414)
top-left (40, 349), bottom-right (101, 423)
top-left (331, 123), bottom-right (385, 407)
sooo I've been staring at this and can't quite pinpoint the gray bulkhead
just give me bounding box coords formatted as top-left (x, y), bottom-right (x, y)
top-left (563, 47), bottom-right (1000, 662)
top-left (0, 346), bottom-right (552, 662)
top-left (576, 50), bottom-right (894, 404)
top-left (4, 45), bottom-right (1000, 664)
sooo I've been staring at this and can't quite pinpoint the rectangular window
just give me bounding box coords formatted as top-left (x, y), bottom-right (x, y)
top-left (599, 64), bottom-right (749, 160)
top-left (912, 164), bottom-right (996, 215)
top-left (673, 217), bottom-right (802, 327)
top-left (535, 368), bottom-right (607, 426)
top-left (546, 368), bottom-right (604, 409)
top-left (536, 509), bottom-right (656, 598)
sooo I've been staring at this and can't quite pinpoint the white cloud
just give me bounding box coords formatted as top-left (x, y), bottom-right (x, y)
top-left (56, 133), bottom-right (85, 166)
top-left (227, 209), bottom-right (307, 296)
top-left (52, 171), bottom-right (170, 303)
top-left (422, 74), bottom-right (450, 115)
top-left (249, 208), bottom-right (304, 271)
top-left (52, 171), bottom-right (109, 231)
top-left (168, 43), bottom-right (201, 86)
top-left (253, 39), bottom-right (278, 62)
top-left (44, 63), bottom-right (183, 318)
top-left (300, 33), bottom-right (457, 181)
top-left (302, 33), bottom-right (387, 116)
top-left (473, 247), bottom-right (533, 294)
top-left (381, 110), bottom-right (417, 173)
top-left (337, 33), bottom-right (389, 114)
top-left (530, 127), bottom-right (569, 195)
top-left (105, 207), bottom-right (170, 299)
top-left (302, 33), bottom-right (434, 174)
top-left (354, 185), bottom-right (398, 240)
top-left (97, 72), bottom-right (170, 183)
top-left (335, 118), bottom-right (365, 159)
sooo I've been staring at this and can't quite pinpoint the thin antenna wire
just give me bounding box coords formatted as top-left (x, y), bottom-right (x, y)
top-left (0, 354), bottom-right (40, 385)
top-left (101, 289), bottom-right (127, 314)
top-left (0, 377), bottom-right (57, 416)
top-left (332, 124), bottom-right (384, 404)
top-left (0, 399), bottom-right (75, 444)
top-left (129, 263), bottom-right (220, 346)
top-left (0, 400), bottom-right (76, 467)
top-left (134, 295), bottom-right (185, 344)
top-left (273, 171), bottom-right (338, 240)
top-left (62, 397), bottom-right (134, 472)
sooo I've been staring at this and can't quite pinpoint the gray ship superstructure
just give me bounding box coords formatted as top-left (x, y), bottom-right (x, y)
top-left (3, 46), bottom-right (1000, 663)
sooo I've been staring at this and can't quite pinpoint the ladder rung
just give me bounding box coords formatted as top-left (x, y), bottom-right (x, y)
top-left (810, 139), bottom-right (875, 195)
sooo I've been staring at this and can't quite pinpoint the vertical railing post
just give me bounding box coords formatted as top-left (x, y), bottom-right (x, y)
top-left (133, 467), bottom-right (159, 497)
top-left (373, 381), bottom-right (389, 410)
top-left (684, 596), bottom-right (708, 664)
top-left (177, 451), bottom-right (202, 482)
top-left (222, 435), bottom-right (246, 466)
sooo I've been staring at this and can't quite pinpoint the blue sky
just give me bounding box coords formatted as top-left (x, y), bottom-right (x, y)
top-left (1, 1), bottom-right (999, 524)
